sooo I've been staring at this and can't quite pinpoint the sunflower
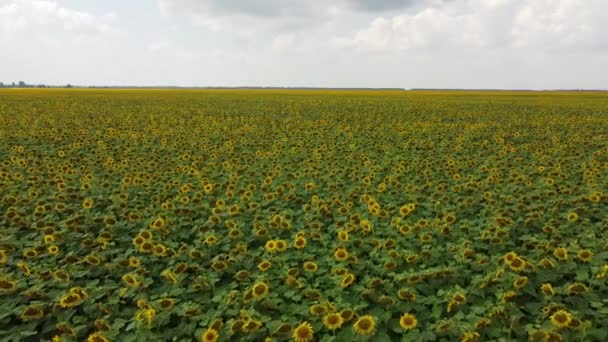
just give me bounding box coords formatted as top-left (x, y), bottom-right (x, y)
top-left (353, 315), bottom-right (376, 336)
top-left (82, 198), bottom-right (94, 209)
top-left (309, 304), bottom-right (327, 316)
top-left (566, 212), bottom-right (579, 222)
top-left (292, 237), bottom-right (307, 249)
top-left (52, 269), bottom-right (70, 283)
top-left (303, 261), bottom-right (318, 272)
top-left (334, 248), bottom-right (349, 262)
top-left (340, 273), bottom-right (355, 288)
top-left (503, 251), bottom-right (517, 263)
top-left (567, 282), bottom-right (589, 295)
top-left (540, 283), bottom-right (554, 296)
top-left (400, 313), bottom-right (417, 330)
top-left (87, 332), bottom-right (109, 342)
top-left (258, 260), bottom-right (272, 272)
top-left (461, 332), bottom-right (480, 342)
top-left (122, 273), bottom-right (140, 287)
top-left (323, 313), bottom-right (344, 330)
top-left (340, 309), bottom-right (355, 322)
top-left (275, 240), bottom-right (287, 252)
top-left (292, 321), bottom-right (314, 342)
top-left (397, 289), bottom-right (416, 301)
top-left (159, 298), bottom-right (175, 310)
top-left (200, 328), bottom-right (219, 342)
top-left (0, 278), bottom-right (17, 293)
top-left (338, 231), bottom-right (349, 241)
top-left (576, 249), bottom-right (593, 263)
top-left (252, 282), bottom-right (269, 299)
top-left (59, 294), bottom-right (82, 308)
top-left (550, 310), bottom-right (572, 328)
top-left (359, 220), bottom-right (372, 234)
top-left (474, 318), bottom-right (491, 330)
top-left (0, 250), bottom-right (7, 264)
top-left (539, 258), bottom-right (556, 269)
top-left (94, 319), bottom-right (111, 331)
top-left (265, 240), bottom-right (277, 252)
top-left (23, 248), bottom-right (38, 258)
top-left (211, 261), bottom-right (227, 271)
top-left (20, 305), bottom-right (44, 321)
top-left (513, 276), bottom-right (528, 289)
top-left (553, 247), bottom-right (568, 261)
top-left (507, 257), bottom-right (526, 272)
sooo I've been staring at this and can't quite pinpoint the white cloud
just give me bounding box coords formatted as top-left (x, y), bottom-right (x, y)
top-left (0, 0), bottom-right (117, 39)
top-left (344, 0), bottom-right (608, 52)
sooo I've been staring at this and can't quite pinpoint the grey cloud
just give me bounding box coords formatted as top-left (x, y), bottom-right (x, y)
top-left (159, 0), bottom-right (439, 20)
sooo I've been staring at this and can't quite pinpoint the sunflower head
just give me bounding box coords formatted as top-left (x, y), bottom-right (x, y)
top-left (292, 321), bottom-right (314, 342)
top-left (550, 310), bottom-right (573, 328)
top-left (353, 315), bottom-right (376, 336)
top-left (323, 313), bottom-right (344, 330)
top-left (399, 313), bottom-right (417, 330)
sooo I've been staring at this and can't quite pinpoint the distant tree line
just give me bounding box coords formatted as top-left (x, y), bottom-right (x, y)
top-left (0, 81), bottom-right (72, 88)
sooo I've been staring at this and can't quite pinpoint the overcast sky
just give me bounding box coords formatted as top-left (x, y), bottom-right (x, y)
top-left (1, 0), bottom-right (607, 89)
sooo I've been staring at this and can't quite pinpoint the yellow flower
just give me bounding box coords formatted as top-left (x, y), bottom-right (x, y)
top-left (322, 313), bottom-right (344, 330)
top-left (20, 305), bottom-right (44, 321)
top-left (265, 240), bottom-right (277, 252)
top-left (275, 240), bottom-right (287, 252)
top-left (461, 332), bottom-right (480, 342)
top-left (87, 332), bottom-right (109, 342)
top-left (540, 283), bottom-right (554, 296)
top-left (252, 282), bottom-right (269, 299)
top-left (0, 250), bottom-right (7, 264)
top-left (200, 328), bottom-right (219, 342)
top-left (292, 321), bottom-right (314, 342)
top-left (399, 313), bottom-right (417, 330)
top-left (340, 273), bottom-right (355, 288)
top-left (553, 247), bottom-right (568, 261)
top-left (566, 212), bottom-right (579, 222)
top-left (353, 315), bottom-right (376, 336)
top-left (550, 310), bottom-right (572, 328)
top-left (513, 276), bottom-right (528, 289)
top-left (334, 248), bottom-right (349, 262)
top-left (303, 261), bottom-right (318, 272)
top-left (507, 257), bottom-right (526, 272)
top-left (292, 236), bottom-right (307, 249)
top-left (338, 230), bottom-right (348, 241)
top-left (576, 249), bottom-right (593, 263)
top-left (258, 260), bottom-right (272, 272)
top-left (82, 198), bottom-right (94, 209)
top-left (0, 278), bottom-right (17, 293)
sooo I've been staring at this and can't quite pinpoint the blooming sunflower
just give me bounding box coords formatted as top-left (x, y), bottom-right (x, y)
top-left (303, 261), bottom-right (318, 272)
top-left (400, 313), bottom-right (417, 330)
top-left (553, 247), bottom-right (568, 261)
top-left (540, 283), bottom-right (554, 296)
top-left (20, 305), bottom-right (44, 321)
top-left (334, 248), bottom-right (349, 262)
top-left (508, 257), bottom-right (526, 272)
top-left (0, 278), bottom-right (17, 293)
top-left (353, 315), bottom-right (376, 336)
top-left (576, 249), bottom-right (593, 263)
top-left (87, 332), bottom-right (109, 342)
top-left (550, 310), bottom-right (573, 328)
top-left (252, 282), bottom-right (269, 299)
top-left (200, 328), bottom-right (219, 342)
top-left (322, 313), bottom-right (344, 330)
top-left (292, 321), bottom-right (314, 342)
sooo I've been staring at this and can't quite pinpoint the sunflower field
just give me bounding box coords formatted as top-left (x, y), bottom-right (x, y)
top-left (0, 89), bottom-right (607, 342)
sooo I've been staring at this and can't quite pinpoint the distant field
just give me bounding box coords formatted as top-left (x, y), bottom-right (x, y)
top-left (1, 89), bottom-right (607, 341)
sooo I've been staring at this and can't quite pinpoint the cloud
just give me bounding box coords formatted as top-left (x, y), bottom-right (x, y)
top-left (156, 0), bottom-right (443, 34)
top-left (346, 0), bottom-right (608, 52)
top-left (0, 0), bottom-right (117, 39)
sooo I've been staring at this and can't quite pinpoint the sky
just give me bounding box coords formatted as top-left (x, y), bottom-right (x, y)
top-left (0, 0), bottom-right (607, 89)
